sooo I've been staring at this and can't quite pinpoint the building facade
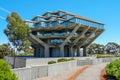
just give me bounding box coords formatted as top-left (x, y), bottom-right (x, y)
top-left (26, 10), bottom-right (104, 57)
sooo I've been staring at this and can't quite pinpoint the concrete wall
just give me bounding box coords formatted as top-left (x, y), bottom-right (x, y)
top-left (6, 57), bottom-right (26, 68)
top-left (12, 58), bottom-right (119, 80)
top-left (26, 58), bottom-right (59, 67)
top-left (48, 60), bottom-right (77, 76)
top-left (6, 56), bottom-right (97, 68)
top-left (12, 60), bottom-right (76, 80)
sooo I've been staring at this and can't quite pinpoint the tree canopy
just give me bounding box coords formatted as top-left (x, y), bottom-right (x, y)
top-left (87, 42), bottom-right (120, 55)
top-left (0, 43), bottom-right (14, 59)
top-left (87, 43), bottom-right (105, 54)
top-left (4, 12), bottom-right (31, 54)
top-left (106, 42), bottom-right (120, 54)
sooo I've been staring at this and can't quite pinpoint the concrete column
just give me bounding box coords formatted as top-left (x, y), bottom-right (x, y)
top-left (40, 47), bottom-right (44, 57)
top-left (72, 48), bottom-right (76, 57)
top-left (36, 48), bottom-right (39, 57)
top-left (74, 48), bottom-right (77, 57)
top-left (34, 47), bottom-right (42, 57)
top-left (60, 46), bottom-right (64, 57)
top-left (77, 47), bottom-right (80, 57)
top-left (44, 46), bottom-right (49, 57)
top-left (83, 47), bottom-right (87, 56)
top-left (69, 47), bottom-right (73, 57)
top-left (34, 48), bottom-right (37, 57)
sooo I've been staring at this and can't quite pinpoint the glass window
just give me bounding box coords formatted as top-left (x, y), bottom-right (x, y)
top-left (44, 13), bottom-right (51, 18)
top-left (51, 16), bottom-right (56, 20)
top-left (51, 39), bottom-right (63, 43)
top-left (63, 14), bottom-right (73, 20)
top-left (59, 11), bottom-right (64, 16)
top-left (51, 21), bottom-right (58, 27)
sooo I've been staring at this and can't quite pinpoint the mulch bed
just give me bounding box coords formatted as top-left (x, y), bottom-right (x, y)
top-left (67, 65), bottom-right (91, 80)
top-left (100, 69), bottom-right (106, 80)
top-left (100, 69), bottom-right (116, 80)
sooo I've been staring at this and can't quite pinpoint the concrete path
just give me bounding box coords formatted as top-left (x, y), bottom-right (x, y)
top-left (75, 63), bottom-right (108, 80)
top-left (34, 63), bottom-right (108, 80)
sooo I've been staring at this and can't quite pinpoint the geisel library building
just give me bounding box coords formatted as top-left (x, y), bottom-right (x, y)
top-left (26, 10), bottom-right (104, 57)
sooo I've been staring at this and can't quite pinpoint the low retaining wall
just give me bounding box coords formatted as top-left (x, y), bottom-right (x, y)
top-left (6, 57), bottom-right (96, 68)
top-left (12, 58), bottom-right (118, 80)
top-left (12, 60), bottom-right (77, 80)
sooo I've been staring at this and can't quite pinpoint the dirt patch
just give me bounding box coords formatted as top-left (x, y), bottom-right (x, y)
top-left (67, 65), bottom-right (91, 80)
top-left (100, 69), bottom-right (106, 80)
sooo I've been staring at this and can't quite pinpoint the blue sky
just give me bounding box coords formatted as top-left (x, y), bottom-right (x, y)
top-left (0, 0), bottom-right (120, 45)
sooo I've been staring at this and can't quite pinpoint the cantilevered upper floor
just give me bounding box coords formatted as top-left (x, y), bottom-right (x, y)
top-left (26, 10), bottom-right (105, 57)
top-left (25, 10), bottom-right (104, 29)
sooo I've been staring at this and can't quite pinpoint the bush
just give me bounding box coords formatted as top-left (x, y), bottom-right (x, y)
top-left (48, 60), bottom-right (56, 64)
top-left (96, 54), bottom-right (115, 58)
top-left (17, 53), bottom-right (26, 56)
top-left (67, 58), bottom-right (75, 61)
top-left (0, 59), bottom-right (18, 80)
top-left (105, 59), bottom-right (120, 80)
top-left (57, 58), bottom-right (68, 62)
top-left (57, 58), bottom-right (75, 62)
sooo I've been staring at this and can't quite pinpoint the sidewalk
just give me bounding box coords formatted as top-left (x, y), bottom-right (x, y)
top-left (75, 63), bottom-right (108, 80)
top-left (34, 63), bottom-right (108, 80)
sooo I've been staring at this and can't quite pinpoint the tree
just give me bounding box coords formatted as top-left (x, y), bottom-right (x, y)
top-left (0, 59), bottom-right (18, 80)
top-left (106, 42), bottom-right (120, 55)
top-left (87, 43), bottom-right (105, 54)
top-left (4, 12), bottom-right (31, 68)
top-left (0, 43), bottom-right (14, 59)
top-left (4, 12), bottom-right (31, 52)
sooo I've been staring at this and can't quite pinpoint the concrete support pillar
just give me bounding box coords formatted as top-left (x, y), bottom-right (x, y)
top-left (77, 47), bottom-right (80, 57)
top-left (44, 46), bottom-right (49, 57)
top-left (60, 46), bottom-right (64, 57)
top-left (40, 47), bottom-right (44, 57)
top-left (35, 48), bottom-right (40, 57)
top-left (74, 48), bottom-right (77, 57)
top-left (34, 48), bottom-right (37, 57)
top-left (69, 47), bottom-right (73, 57)
top-left (83, 47), bottom-right (87, 56)
top-left (72, 48), bottom-right (76, 57)
top-left (38, 48), bottom-right (41, 57)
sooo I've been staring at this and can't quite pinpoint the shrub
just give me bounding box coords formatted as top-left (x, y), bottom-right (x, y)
top-left (105, 59), bottom-right (120, 80)
top-left (57, 58), bottom-right (68, 62)
top-left (17, 53), bottom-right (26, 56)
top-left (48, 60), bottom-right (56, 64)
top-left (67, 58), bottom-right (75, 61)
top-left (0, 59), bottom-right (18, 80)
top-left (96, 54), bottom-right (115, 58)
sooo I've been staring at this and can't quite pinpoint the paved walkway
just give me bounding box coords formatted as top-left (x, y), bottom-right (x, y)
top-left (75, 63), bottom-right (108, 80)
top-left (34, 63), bottom-right (108, 80)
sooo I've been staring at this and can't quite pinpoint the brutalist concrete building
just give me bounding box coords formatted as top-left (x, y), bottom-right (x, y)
top-left (26, 10), bottom-right (104, 57)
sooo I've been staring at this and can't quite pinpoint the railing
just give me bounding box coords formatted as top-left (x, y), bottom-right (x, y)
top-left (28, 20), bottom-right (104, 29)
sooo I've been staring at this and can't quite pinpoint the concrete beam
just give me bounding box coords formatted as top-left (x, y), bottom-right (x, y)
top-left (73, 26), bottom-right (90, 45)
top-left (78, 28), bottom-right (98, 48)
top-left (59, 24), bottom-right (81, 57)
top-left (29, 33), bottom-right (49, 47)
top-left (86, 30), bottom-right (104, 47)
top-left (60, 24), bottom-right (81, 47)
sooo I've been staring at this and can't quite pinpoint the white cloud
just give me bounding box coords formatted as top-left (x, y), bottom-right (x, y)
top-left (0, 16), bottom-right (5, 20)
top-left (0, 7), bottom-right (10, 13)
